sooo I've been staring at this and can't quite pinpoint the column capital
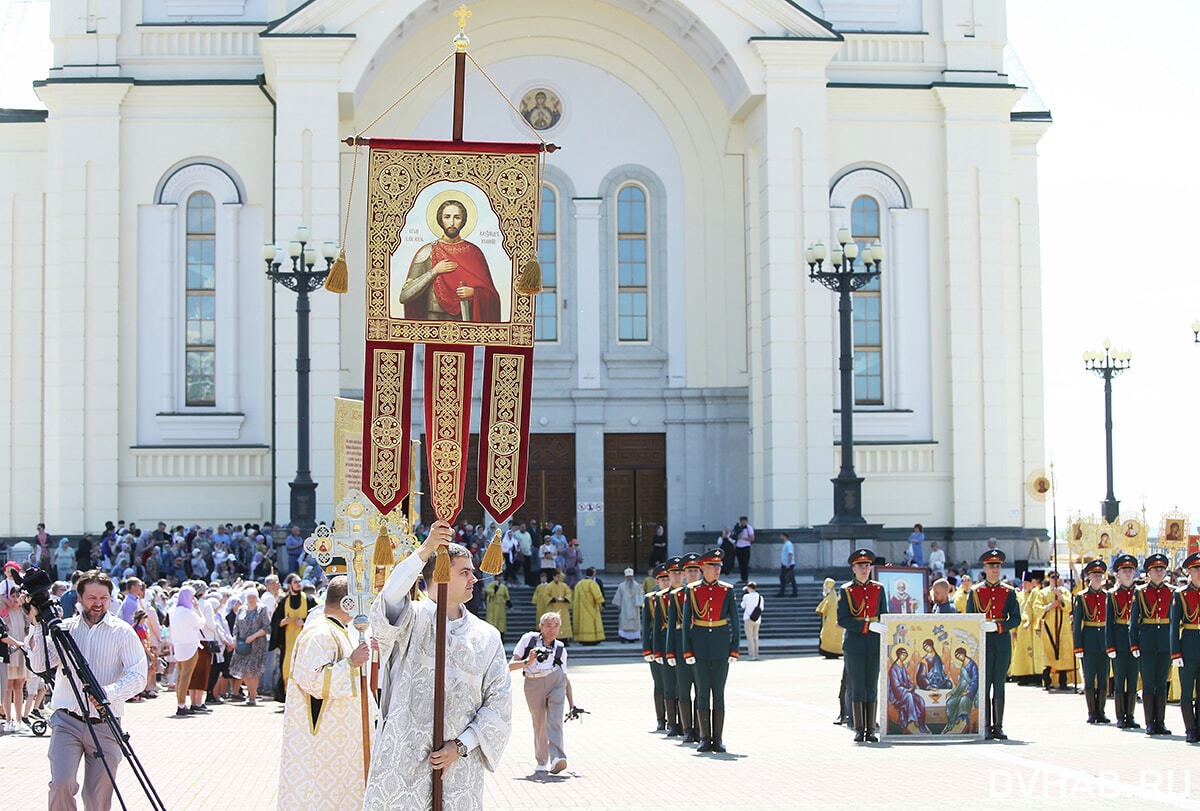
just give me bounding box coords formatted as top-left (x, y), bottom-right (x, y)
top-left (260, 35), bottom-right (355, 86)
top-left (751, 39), bottom-right (841, 82)
top-left (34, 79), bottom-right (132, 115)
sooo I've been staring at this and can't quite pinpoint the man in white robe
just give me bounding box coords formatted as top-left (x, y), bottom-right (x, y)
top-left (614, 568), bottom-right (643, 642)
top-left (278, 576), bottom-right (375, 811)
top-left (364, 522), bottom-right (512, 811)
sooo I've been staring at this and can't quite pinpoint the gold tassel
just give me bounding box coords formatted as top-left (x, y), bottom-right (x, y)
top-left (324, 249), bottom-right (349, 294)
top-left (479, 529), bottom-right (504, 576)
top-left (373, 524), bottom-right (395, 568)
top-left (432, 546), bottom-right (451, 584)
top-left (516, 258), bottom-right (542, 294)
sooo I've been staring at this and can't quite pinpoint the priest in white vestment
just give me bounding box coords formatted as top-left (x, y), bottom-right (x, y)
top-left (364, 522), bottom-right (512, 810)
top-left (278, 576), bottom-right (376, 811)
top-left (614, 567), bottom-right (643, 642)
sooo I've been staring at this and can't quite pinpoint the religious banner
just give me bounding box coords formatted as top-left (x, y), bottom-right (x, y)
top-left (878, 614), bottom-right (987, 741)
top-left (1066, 516), bottom-right (1099, 560)
top-left (359, 138), bottom-right (541, 527)
top-left (874, 566), bottom-right (929, 614)
top-left (1114, 514), bottom-right (1148, 557)
top-left (333, 398), bottom-right (365, 528)
top-left (1159, 511), bottom-right (1190, 551)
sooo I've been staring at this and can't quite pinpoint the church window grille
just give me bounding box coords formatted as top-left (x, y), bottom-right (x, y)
top-left (535, 185), bottom-right (558, 341)
top-left (851, 194), bottom-right (883, 405)
top-left (185, 192), bottom-right (216, 406)
top-left (616, 184), bottom-right (649, 341)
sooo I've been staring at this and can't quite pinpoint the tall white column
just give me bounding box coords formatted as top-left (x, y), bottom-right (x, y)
top-left (573, 197), bottom-right (602, 389)
top-left (749, 41), bottom-right (840, 529)
top-left (262, 36), bottom-right (354, 527)
top-left (37, 80), bottom-right (130, 533)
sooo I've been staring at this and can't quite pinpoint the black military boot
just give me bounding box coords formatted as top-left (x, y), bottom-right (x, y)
top-left (991, 697), bottom-right (1008, 740)
top-left (1113, 692), bottom-right (1127, 728)
top-left (696, 710), bottom-right (714, 752)
top-left (1125, 692), bottom-right (1141, 728)
top-left (1144, 694), bottom-right (1158, 734)
top-left (654, 694), bottom-right (666, 731)
top-left (1084, 688), bottom-right (1098, 723)
top-left (1094, 686), bottom-right (1111, 724)
top-left (711, 709), bottom-right (726, 753)
top-left (1156, 694), bottom-right (1172, 736)
top-left (1182, 698), bottom-right (1198, 743)
top-left (665, 698), bottom-right (681, 737)
top-left (864, 702), bottom-right (879, 743)
top-left (852, 702), bottom-right (865, 743)
top-left (678, 699), bottom-right (695, 743)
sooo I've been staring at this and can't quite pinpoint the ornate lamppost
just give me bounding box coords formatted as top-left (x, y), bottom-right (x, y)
top-left (1083, 340), bottom-right (1131, 523)
top-left (1191, 320), bottom-right (1200, 343)
top-left (263, 227), bottom-right (337, 533)
top-left (806, 229), bottom-right (883, 525)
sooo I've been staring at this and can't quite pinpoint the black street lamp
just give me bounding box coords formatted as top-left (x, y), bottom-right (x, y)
top-left (806, 229), bottom-right (883, 525)
top-left (263, 227), bottom-right (336, 533)
top-left (1083, 340), bottom-right (1131, 523)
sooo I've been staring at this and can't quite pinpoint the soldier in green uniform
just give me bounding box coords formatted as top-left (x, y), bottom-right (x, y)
top-left (1106, 553), bottom-right (1140, 728)
top-left (655, 557), bottom-right (684, 737)
top-left (682, 549), bottom-right (738, 752)
top-left (967, 548), bottom-right (1020, 739)
top-left (1131, 553), bottom-right (1173, 735)
top-left (1072, 558), bottom-right (1113, 724)
top-left (1170, 551), bottom-right (1200, 743)
top-left (666, 553), bottom-right (703, 743)
top-left (640, 562), bottom-right (670, 731)
top-left (836, 548), bottom-right (888, 743)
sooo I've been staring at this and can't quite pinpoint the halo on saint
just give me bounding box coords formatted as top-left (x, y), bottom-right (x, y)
top-left (426, 188), bottom-right (479, 240)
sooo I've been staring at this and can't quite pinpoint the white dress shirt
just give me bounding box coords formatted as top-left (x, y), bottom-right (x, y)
top-left (26, 611), bottom-right (148, 720)
top-left (741, 591), bottom-right (764, 622)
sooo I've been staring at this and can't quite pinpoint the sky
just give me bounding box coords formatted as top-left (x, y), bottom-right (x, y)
top-left (1, 0), bottom-right (1195, 535)
top-left (1007, 0), bottom-right (1200, 535)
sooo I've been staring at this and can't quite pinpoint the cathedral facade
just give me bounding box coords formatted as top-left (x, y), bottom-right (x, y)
top-left (0, 0), bottom-right (1050, 566)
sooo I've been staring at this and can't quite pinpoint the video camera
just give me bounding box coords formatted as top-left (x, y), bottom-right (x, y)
top-left (12, 566), bottom-right (58, 619)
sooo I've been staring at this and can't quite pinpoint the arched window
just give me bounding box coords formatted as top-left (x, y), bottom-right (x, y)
top-left (534, 185), bottom-right (558, 341)
top-left (616, 184), bottom-right (648, 341)
top-left (851, 195), bottom-right (882, 404)
top-left (185, 191), bottom-right (216, 406)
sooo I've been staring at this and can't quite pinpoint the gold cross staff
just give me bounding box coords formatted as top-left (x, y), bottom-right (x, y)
top-left (454, 4), bottom-right (472, 31)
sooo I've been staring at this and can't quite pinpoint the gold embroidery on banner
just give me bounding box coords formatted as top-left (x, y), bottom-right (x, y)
top-left (364, 148), bottom-right (538, 348)
top-left (429, 350), bottom-right (467, 520)
top-left (368, 347), bottom-right (406, 505)
top-left (483, 352), bottom-right (525, 514)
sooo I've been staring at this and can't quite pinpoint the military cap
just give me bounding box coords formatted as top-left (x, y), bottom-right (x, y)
top-left (1186, 552), bottom-right (1200, 570)
top-left (698, 548), bottom-right (723, 566)
top-left (1114, 554), bottom-right (1138, 571)
top-left (979, 548), bottom-right (1006, 565)
top-left (681, 552), bottom-right (702, 570)
top-left (1145, 553), bottom-right (1170, 571)
top-left (667, 556), bottom-right (683, 573)
top-left (653, 563), bottom-right (670, 578)
top-left (848, 548), bottom-right (874, 566)
top-left (1083, 559), bottom-right (1107, 576)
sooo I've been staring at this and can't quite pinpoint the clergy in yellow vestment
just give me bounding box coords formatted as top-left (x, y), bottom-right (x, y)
top-left (269, 573), bottom-right (318, 692)
top-left (643, 573), bottom-right (658, 595)
top-left (544, 571), bottom-right (573, 640)
top-left (815, 578), bottom-right (843, 657)
top-left (1036, 574), bottom-right (1077, 687)
top-left (532, 574), bottom-right (551, 632)
top-left (278, 577), bottom-right (376, 811)
top-left (573, 571), bottom-right (605, 643)
top-left (954, 575), bottom-right (973, 614)
top-left (485, 581), bottom-right (510, 633)
top-left (1009, 578), bottom-right (1041, 681)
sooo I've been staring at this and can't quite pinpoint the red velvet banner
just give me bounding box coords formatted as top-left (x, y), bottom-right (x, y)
top-left (477, 345), bottom-right (534, 524)
top-left (423, 344), bottom-right (475, 524)
top-left (361, 342), bottom-right (414, 515)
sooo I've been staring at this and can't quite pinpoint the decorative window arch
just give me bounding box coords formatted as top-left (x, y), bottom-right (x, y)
top-left (616, 183), bottom-right (650, 342)
top-left (830, 166), bottom-right (909, 408)
top-left (535, 184), bottom-right (558, 342)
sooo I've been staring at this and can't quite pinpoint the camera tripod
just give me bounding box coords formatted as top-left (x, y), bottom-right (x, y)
top-left (36, 613), bottom-right (166, 811)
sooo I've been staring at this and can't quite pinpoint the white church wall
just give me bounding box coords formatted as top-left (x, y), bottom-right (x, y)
top-left (0, 122), bottom-right (47, 536)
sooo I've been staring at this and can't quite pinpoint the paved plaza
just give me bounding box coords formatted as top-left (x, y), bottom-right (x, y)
top-left (3, 654), bottom-right (1200, 809)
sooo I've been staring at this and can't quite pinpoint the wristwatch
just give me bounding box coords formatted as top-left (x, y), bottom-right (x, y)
top-left (454, 738), bottom-right (468, 759)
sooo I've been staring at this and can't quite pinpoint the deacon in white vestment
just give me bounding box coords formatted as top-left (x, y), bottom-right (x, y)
top-left (278, 576), bottom-right (376, 811)
top-left (614, 568), bottom-right (643, 641)
top-left (364, 522), bottom-right (512, 811)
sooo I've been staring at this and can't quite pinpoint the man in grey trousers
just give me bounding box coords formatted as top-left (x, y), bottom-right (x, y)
top-left (25, 569), bottom-right (147, 810)
top-left (510, 613), bottom-right (576, 775)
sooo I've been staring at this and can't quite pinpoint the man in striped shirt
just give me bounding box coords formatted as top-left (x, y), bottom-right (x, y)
top-left (26, 569), bottom-right (147, 810)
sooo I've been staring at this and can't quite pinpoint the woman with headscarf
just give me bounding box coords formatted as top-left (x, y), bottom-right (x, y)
top-left (230, 589), bottom-right (271, 705)
top-left (191, 549), bottom-right (209, 581)
top-left (563, 539), bottom-right (583, 587)
top-left (169, 585), bottom-right (204, 714)
top-left (53, 538), bottom-right (76, 581)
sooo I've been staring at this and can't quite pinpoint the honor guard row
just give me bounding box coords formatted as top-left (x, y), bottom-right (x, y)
top-left (642, 550), bottom-right (738, 752)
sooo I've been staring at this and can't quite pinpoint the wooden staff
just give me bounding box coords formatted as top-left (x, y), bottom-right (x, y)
top-left (356, 622), bottom-right (371, 784)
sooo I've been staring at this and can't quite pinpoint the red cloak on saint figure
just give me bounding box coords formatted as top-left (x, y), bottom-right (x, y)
top-left (407, 238), bottom-right (502, 322)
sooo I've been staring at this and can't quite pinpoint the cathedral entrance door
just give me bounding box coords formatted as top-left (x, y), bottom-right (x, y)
top-left (603, 433), bottom-right (666, 570)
